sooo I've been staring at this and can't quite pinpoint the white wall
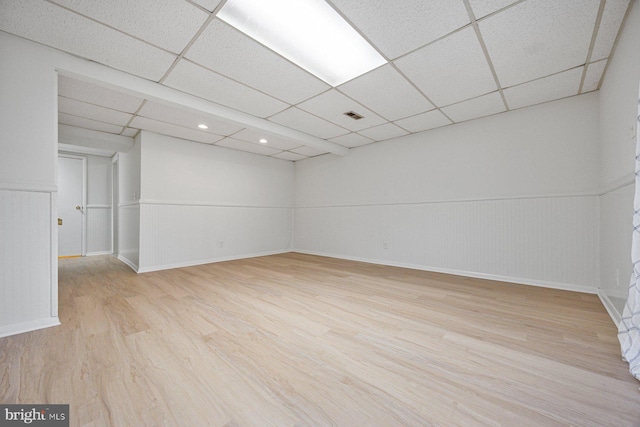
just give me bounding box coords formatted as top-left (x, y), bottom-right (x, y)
top-left (295, 94), bottom-right (601, 292)
top-left (137, 131), bottom-right (294, 272)
top-left (598, 1), bottom-right (640, 317)
top-left (86, 154), bottom-right (112, 255)
top-left (0, 33), bottom-right (59, 336)
top-left (117, 134), bottom-right (141, 270)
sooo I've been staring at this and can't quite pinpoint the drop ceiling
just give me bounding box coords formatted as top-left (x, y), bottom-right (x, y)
top-left (0, 0), bottom-right (633, 161)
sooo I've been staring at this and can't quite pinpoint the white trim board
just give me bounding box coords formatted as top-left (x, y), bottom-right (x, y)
top-left (117, 255), bottom-right (139, 273)
top-left (292, 249), bottom-right (599, 295)
top-left (0, 317), bottom-right (60, 339)
top-left (598, 291), bottom-right (623, 327)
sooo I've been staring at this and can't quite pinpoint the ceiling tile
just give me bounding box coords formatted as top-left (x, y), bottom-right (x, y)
top-left (190, 0), bottom-right (222, 12)
top-left (271, 152), bottom-right (308, 161)
top-left (121, 128), bottom-right (139, 138)
top-left (58, 76), bottom-right (144, 113)
top-left (357, 123), bottom-right (409, 141)
top-left (0, 0), bottom-right (176, 81)
top-left (394, 110), bottom-right (452, 133)
top-left (504, 67), bottom-right (583, 110)
top-left (338, 64), bottom-right (434, 121)
top-left (479, 0), bottom-right (600, 87)
top-left (186, 19), bottom-right (329, 104)
top-left (289, 146), bottom-right (328, 157)
top-left (59, 113), bottom-right (124, 134)
top-left (51, 0), bottom-right (209, 54)
top-left (330, 0), bottom-right (470, 59)
top-left (441, 92), bottom-right (506, 122)
top-left (216, 138), bottom-right (282, 156)
top-left (268, 108), bottom-right (349, 139)
top-left (58, 97), bottom-right (132, 126)
top-left (590, 0), bottom-right (631, 62)
top-left (129, 116), bottom-right (224, 144)
top-left (394, 27), bottom-right (497, 106)
top-left (229, 129), bottom-right (303, 151)
top-left (163, 60), bottom-right (288, 118)
top-left (138, 101), bottom-right (242, 136)
top-left (582, 60), bottom-right (607, 93)
top-left (467, 0), bottom-right (519, 19)
top-left (297, 90), bottom-right (386, 131)
top-left (329, 133), bottom-right (374, 148)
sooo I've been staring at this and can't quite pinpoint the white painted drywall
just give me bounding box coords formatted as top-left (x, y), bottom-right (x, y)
top-left (0, 33), bottom-right (59, 336)
top-left (598, 1), bottom-right (640, 311)
top-left (117, 135), bottom-right (141, 270)
top-left (294, 94), bottom-right (601, 291)
top-left (137, 131), bottom-right (294, 272)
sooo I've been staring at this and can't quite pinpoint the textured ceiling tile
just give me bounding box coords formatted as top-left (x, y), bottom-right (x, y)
top-left (0, 0), bottom-right (176, 81)
top-left (330, 0), bottom-right (470, 59)
top-left (186, 19), bottom-right (329, 104)
top-left (289, 146), bottom-right (329, 157)
top-left (271, 152), bottom-right (308, 161)
top-left (338, 64), bottom-right (434, 121)
top-left (394, 110), bottom-right (452, 133)
top-left (590, 0), bottom-right (632, 61)
top-left (441, 92), bottom-right (506, 122)
top-left (58, 97), bottom-right (132, 126)
top-left (138, 101), bottom-right (242, 136)
top-left (59, 113), bottom-right (124, 134)
top-left (504, 67), bottom-right (583, 110)
top-left (394, 27), bottom-right (497, 106)
top-left (121, 128), bottom-right (139, 137)
top-left (329, 133), bottom-right (374, 148)
top-left (467, 0), bottom-right (519, 19)
top-left (268, 108), bottom-right (349, 139)
top-left (479, 0), bottom-right (600, 87)
top-left (229, 129), bottom-right (303, 151)
top-left (297, 90), bottom-right (386, 131)
top-left (582, 60), bottom-right (607, 92)
top-left (51, 0), bottom-right (209, 53)
top-left (190, 0), bottom-right (222, 12)
top-left (216, 138), bottom-right (282, 156)
top-left (163, 60), bottom-right (288, 118)
top-left (130, 116), bottom-right (224, 144)
top-left (357, 123), bottom-right (409, 141)
top-left (58, 76), bottom-right (144, 113)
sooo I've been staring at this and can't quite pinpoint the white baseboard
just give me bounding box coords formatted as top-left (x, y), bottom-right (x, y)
top-left (86, 251), bottom-right (113, 256)
top-left (292, 249), bottom-right (598, 294)
top-left (136, 249), bottom-right (291, 273)
top-left (0, 317), bottom-right (60, 338)
top-left (117, 255), bottom-right (139, 273)
top-left (598, 291), bottom-right (622, 327)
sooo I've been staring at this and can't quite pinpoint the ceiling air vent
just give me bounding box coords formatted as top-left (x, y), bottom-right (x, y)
top-left (344, 111), bottom-right (364, 120)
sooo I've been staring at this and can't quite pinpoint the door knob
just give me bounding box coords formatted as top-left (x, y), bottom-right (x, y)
top-left (75, 205), bottom-right (82, 210)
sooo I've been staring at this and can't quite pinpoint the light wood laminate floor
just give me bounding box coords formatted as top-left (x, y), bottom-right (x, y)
top-left (1, 253), bottom-right (639, 426)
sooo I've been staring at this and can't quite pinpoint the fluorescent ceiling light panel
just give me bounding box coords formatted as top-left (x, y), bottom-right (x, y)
top-left (218, 0), bottom-right (387, 86)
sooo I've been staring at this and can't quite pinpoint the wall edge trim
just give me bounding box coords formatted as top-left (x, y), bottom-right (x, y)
top-left (0, 317), bottom-right (60, 339)
top-left (117, 255), bottom-right (139, 273)
top-left (598, 290), bottom-right (623, 327)
top-left (291, 249), bottom-right (598, 294)
top-left (0, 182), bottom-right (58, 193)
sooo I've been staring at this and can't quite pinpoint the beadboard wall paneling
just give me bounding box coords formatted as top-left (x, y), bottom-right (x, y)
top-left (86, 205), bottom-right (112, 255)
top-left (117, 203), bottom-right (139, 271)
top-left (294, 195), bottom-right (599, 292)
top-left (0, 189), bottom-right (59, 337)
top-left (138, 202), bottom-right (292, 272)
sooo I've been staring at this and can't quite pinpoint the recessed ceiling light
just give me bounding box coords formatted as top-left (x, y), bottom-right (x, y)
top-left (259, 138), bottom-right (268, 144)
top-left (198, 124), bottom-right (208, 129)
top-left (218, 0), bottom-right (386, 86)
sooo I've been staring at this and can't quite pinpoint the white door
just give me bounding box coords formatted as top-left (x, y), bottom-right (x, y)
top-left (58, 156), bottom-right (85, 257)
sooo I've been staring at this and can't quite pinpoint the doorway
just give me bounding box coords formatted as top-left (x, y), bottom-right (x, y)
top-left (58, 154), bottom-right (86, 257)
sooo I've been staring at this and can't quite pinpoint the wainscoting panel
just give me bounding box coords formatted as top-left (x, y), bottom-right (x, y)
top-left (86, 205), bottom-right (112, 255)
top-left (294, 195), bottom-right (599, 291)
top-left (0, 189), bottom-right (59, 336)
top-left (118, 203), bottom-right (140, 271)
top-left (138, 202), bottom-right (292, 272)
